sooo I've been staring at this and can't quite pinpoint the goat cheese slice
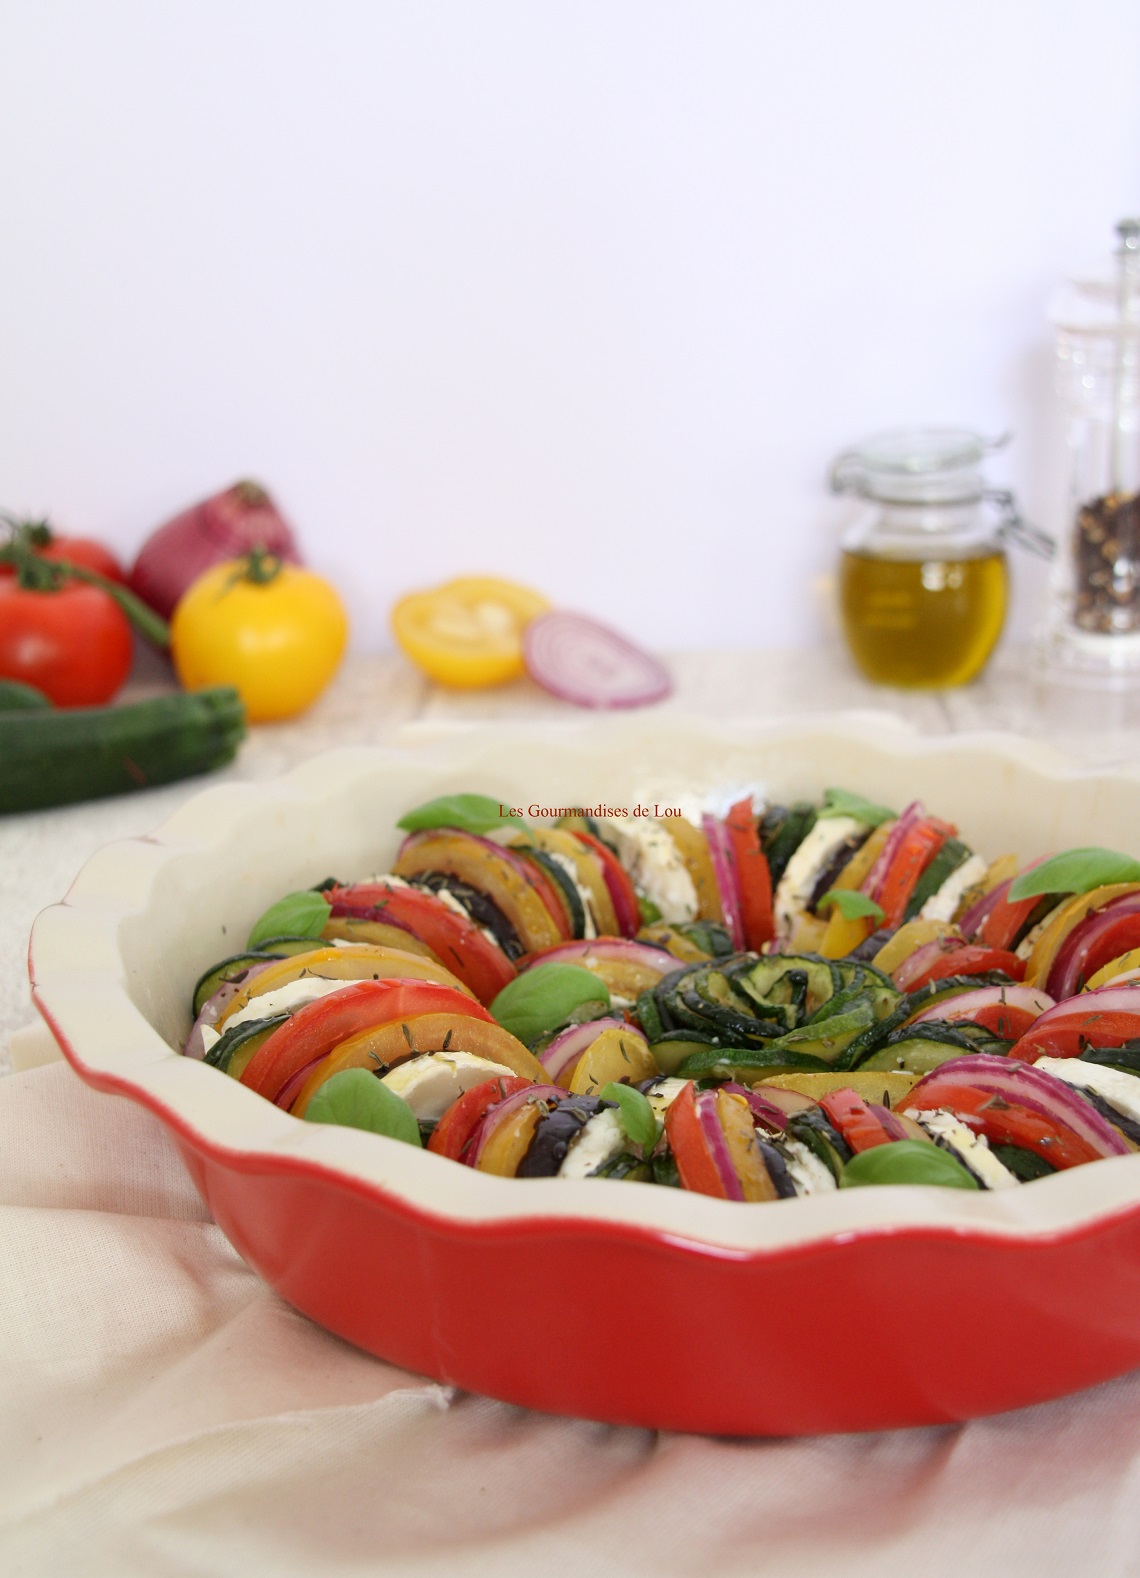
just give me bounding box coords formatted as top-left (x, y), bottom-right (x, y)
top-left (911, 1108), bottom-right (1019, 1189)
top-left (1034, 1057), bottom-right (1140, 1127)
top-left (598, 819), bottom-right (698, 924)
top-left (559, 1109), bottom-right (627, 1179)
top-left (381, 1052), bottom-right (513, 1120)
top-left (920, 853), bottom-right (987, 923)
top-left (774, 815), bottom-right (861, 934)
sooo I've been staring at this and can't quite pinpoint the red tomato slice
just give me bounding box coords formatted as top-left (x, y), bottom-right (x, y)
top-left (664, 1081), bottom-right (730, 1197)
top-left (1008, 1003), bottom-right (1140, 1062)
top-left (571, 830), bottom-right (640, 937)
top-left (428, 1074), bottom-right (532, 1161)
top-left (969, 863), bottom-right (1048, 950)
top-left (896, 939), bottom-right (1025, 993)
top-left (904, 1080), bottom-right (1101, 1170)
top-left (966, 1002), bottom-right (1042, 1040)
top-left (241, 980), bottom-right (493, 1101)
top-left (877, 817), bottom-right (953, 930)
top-left (511, 849), bottom-right (575, 938)
top-left (819, 1089), bottom-right (894, 1153)
top-left (725, 797), bottom-right (775, 950)
top-left (329, 880), bottom-right (516, 1004)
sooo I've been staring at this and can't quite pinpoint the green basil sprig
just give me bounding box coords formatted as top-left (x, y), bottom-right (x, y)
top-left (840, 1139), bottom-right (978, 1190)
top-left (490, 964), bottom-right (611, 1045)
top-left (247, 890), bottom-right (332, 949)
top-left (1007, 848), bottom-right (1140, 903)
top-left (304, 1068), bottom-right (421, 1145)
top-left (816, 889), bottom-right (885, 923)
top-left (397, 793), bottom-right (516, 835)
top-left (600, 1081), bottom-right (659, 1154)
top-left (818, 788), bottom-right (895, 826)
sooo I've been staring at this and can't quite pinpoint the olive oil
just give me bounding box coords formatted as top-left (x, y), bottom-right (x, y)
top-left (839, 549), bottom-right (1008, 688)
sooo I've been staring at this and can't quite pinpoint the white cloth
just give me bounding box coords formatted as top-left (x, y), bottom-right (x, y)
top-left (3, 1061), bottom-right (1140, 1577)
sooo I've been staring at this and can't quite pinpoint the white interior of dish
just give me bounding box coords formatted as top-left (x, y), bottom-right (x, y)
top-left (29, 715), bottom-right (1140, 1252)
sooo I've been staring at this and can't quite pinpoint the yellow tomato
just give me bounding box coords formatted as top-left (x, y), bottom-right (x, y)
top-left (171, 555), bottom-right (348, 722)
top-left (391, 575), bottom-right (549, 688)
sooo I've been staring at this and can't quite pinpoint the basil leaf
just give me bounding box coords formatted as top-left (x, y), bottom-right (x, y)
top-left (1007, 848), bottom-right (1140, 903)
top-left (247, 890), bottom-right (331, 949)
top-left (818, 788), bottom-right (895, 826)
top-left (839, 1139), bottom-right (978, 1190)
top-left (816, 888), bottom-right (885, 923)
top-left (490, 964), bottom-right (611, 1045)
top-left (638, 894), bottom-right (663, 926)
top-left (304, 1068), bottom-right (422, 1145)
top-left (600, 1081), bottom-right (659, 1154)
top-left (397, 793), bottom-right (516, 835)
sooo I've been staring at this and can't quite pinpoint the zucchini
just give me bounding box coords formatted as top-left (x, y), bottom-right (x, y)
top-left (760, 804), bottom-right (816, 888)
top-left (0, 686), bottom-right (245, 813)
top-left (204, 1012), bottom-right (289, 1076)
top-left (903, 838), bottom-right (972, 921)
top-left (191, 939), bottom-right (326, 1018)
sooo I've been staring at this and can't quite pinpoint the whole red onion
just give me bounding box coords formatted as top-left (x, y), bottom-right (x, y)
top-left (129, 480), bottom-right (302, 619)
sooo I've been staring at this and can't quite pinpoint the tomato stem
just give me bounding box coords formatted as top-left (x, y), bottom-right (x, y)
top-left (1, 531), bottom-right (170, 649)
top-left (229, 545), bottom-right (284, 589)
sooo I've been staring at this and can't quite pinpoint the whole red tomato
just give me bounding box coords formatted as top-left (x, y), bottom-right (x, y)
top-left (0, 524), bottom-right (125, 584)
top-left (0, 579), bottom-right (133, 706)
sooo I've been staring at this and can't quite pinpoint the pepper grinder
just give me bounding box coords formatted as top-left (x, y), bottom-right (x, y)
top-left (1040, 218), bottom-right (1140, 682)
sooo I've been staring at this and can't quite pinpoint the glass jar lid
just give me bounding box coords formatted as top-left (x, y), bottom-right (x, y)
top-left (830, 427), bottom-right (1001, 506)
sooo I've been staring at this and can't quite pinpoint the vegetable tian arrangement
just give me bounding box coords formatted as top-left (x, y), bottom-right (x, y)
top-left (184, 785), bottom-right (1140, 1201)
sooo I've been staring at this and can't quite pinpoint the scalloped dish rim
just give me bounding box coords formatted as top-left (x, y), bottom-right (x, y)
top-left (28, 713), bottom-right (1140, 1258)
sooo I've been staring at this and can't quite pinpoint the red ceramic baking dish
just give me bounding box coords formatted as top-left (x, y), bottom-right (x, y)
top-left (28, 717), bottom-right (1140, 1435)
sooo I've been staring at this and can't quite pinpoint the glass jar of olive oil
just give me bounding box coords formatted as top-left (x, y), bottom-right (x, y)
top-left (831, 429), bottom-right (1042, 689)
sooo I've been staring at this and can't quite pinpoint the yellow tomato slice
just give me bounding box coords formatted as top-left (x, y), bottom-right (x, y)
top-left (1023, 884), bottom-right (1140, 989)
top-left (662, 818), bottom-right (724, 924)
top-left (393, 830), bottom-right (563, 952)
top-left (715, 1090), bottom-right (779, 1202)
top-left (832, 820), bottom-right (896, 892)
top-left (636, 925), bottom-right (711, 964)
top-left (321, 917), bottom-right (441, 961)
top-left (290, 1012), bottom-right (543, 1116)
top-left (391, 576), bottom-right (550, 688)
top-left (1086, 947), bottom-right (1140, 991)
top-left (519, 829), bottom-right (618, 936)
top-left (476, 1101), bottom-right (546, 1175)
top-left (567, 1026), bottom-right (659, 1094)
top-left (215, 944), bottom-right (472, 1029)
top-left (872, 919), bottom-right (958, 978)
top-left (819, 907), bottom-right (876, 959)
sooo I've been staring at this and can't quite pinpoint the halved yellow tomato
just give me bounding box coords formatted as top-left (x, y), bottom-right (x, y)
top-left (391, 576), bottom-right (550, 688)
top-left (566, 1026), bottom-right (659, 1094)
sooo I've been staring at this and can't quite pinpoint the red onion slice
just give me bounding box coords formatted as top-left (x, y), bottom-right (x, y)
top-left (185, 961), bottom-right (278, 1058)
top-left (1007, 981), bottom-right (1140, 1060)
top-left (276, 1055), bottom-right (328, 1111)
top-left (695, 1091), bottom-right (745, 1200)
top-left (521, 939), bottom-right (678, 975)
top-left (466, 1083), bottom-right (566, 1168)
top-left (909, 984), bottom-right (1055, 1026)
top-left (1047, 892), bottom-right (1140, 1000)
top-left (902, 1054), bottom-right (1130, 1160)
top-left (721, 1081), bottom-right (788, 1132)
top-left (862, 801), bottom-right (922, 902)
top-left (539, 1017), bottom-right (631, 1082)
top-left (523, 611), bottom-right (673, 709)
top-left (702, 814), bottom-right (744, 951)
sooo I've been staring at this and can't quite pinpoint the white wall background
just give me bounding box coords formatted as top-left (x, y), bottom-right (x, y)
top-left (1, 0), bottom-right (1138, 653)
